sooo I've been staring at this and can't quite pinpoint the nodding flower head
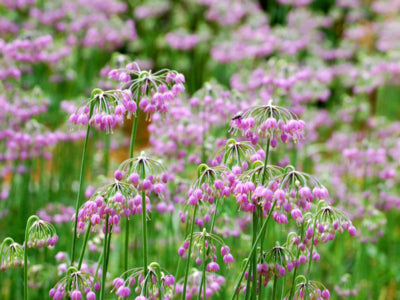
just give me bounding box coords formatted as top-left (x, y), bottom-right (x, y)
top-left (76, 175), bottom-right (138, 231)
top-left (219, 139), bottom-right (257, 168)
top-left (255, 244), bottom-right (295, 287)
top-left (286, 276), bottom-right (331, 300)
top-left (112, 262), bottom-right (175, 299)
top-left (49, 267), bottom-right (94, 300)
top-left (230, 100), bottom-right (306, 145)
top-left (0, 238), bottom-right (24, 271)
top-left (118, 151), bottom-right (167, 181)
top-left (117, 152), bottom-right (170, 200)
top-left (187, 163), bottom-right (229, 206)
top-left (69, 88), bottom-right (136, 134)
top-left (304, 201), bottom-right (356, 244)
top-left (179, 229), bottom-right (234, 268)
top-left (25, 215), bottom-right (58, 249)
top-left (108, 61), bottom-right (185, 120)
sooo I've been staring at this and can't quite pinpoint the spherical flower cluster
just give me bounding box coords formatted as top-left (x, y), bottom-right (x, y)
top-left (37, 204), bottom-right (75, 224)
top-left (2, 34), bottom-right (69, 64)
top-left (165, 30), bottom-right (203, 50)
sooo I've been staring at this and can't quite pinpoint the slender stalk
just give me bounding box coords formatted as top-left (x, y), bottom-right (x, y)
top-left (78, 223), bottom-right (92, 270)
top-left (289, 224), bottom-right (305, 300)
top-left (24, 230), bottom-right (29, 300)
top-left (231, 198), bottom-right (278, 300)
top-left (305, 219), bottom-right (317, 300)
top-left (261, 139), bottom-right (271, 186)
top-left (272, 275), bottom-right (278, 300)
top-left (251, 212), bottom-right (258, 300)
top-left (141, 190), bottom-right (148, 279)
top-left (245, 267), bottom-right (252, 300)
top-left (198, 230), bottom-right (207, 300)
top-left (258, 139), bottom-right (271, 299)
top-left (210, 198), bottom-right (219, 233)
top-left (24, 216), bottom-right (39, 300)
top-left (104, 134), bottom-right (110, 175)
top-left (99, 217), bottom-right (109, 300)
top-left (71, 103), bottom-right (94, 264)
top-left (182, 205), bottom-right (198, 299)
top-left (124, 89), bottom-right (141, 272)
top-left (93, 250), bottom-right (104, 287)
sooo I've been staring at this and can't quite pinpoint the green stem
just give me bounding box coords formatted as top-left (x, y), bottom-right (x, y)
top-left (124, 89), bottom-right (141, 272)
top-left (99, 217), bottom-right (109, 300)
top-left (245, 267), bottom-right (252, 300)
top-left (104, 134), bottom-right (110, 176)
top-left (289, 224), bottom-right (305, 300)
top-left (272, 275), bottom-right (278, 300)
top-left (305, 218), bottom-right (317, 300)
top-left (251, 212), bottom-right (258, 300)
top-left (258, 139), bottom-right (271, 299)
top-left (231, 199), bottom-right (278, 300)
top-left (71, 103), bottom-right (94, 265)
top-left (24, 215), bottom-right (39, 300)
top-left (141, 190), bottom-right (148, 279)
top-left (78, 223), bottom-right (92, 270)
top-left (261, 139), bottom-right (271, 186)
top-left (182, 205), bottom-right (198, 300)
top-left (210, 198), bottom-right (219, 233)
top-left (198, 229), bottom-right (207, 300)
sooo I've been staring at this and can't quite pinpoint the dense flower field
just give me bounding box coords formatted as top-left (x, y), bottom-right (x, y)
top-left (0, 0), bottom-right (399, 299)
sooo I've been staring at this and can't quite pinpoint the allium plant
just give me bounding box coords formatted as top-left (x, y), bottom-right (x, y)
top-left (114, 152), bottom-right (169, 294)
top-left (0, 238), bottom-right (24, 271)
top-left (24, 215), bottom-right (58, 300)
top-left (108, 61), bottom-right (185, 121)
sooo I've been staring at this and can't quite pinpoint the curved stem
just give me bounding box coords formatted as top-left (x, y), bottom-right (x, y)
top-left (141, 191), bottom-right (148, 280)
top-left (182, 205), bottom-right (198, 300)
top-left (231, 199), bottom-right (278, 300)
top-left (71, 103), bottom-right (94, 265)
top-left (78, 223), bottom-right (92, 270)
